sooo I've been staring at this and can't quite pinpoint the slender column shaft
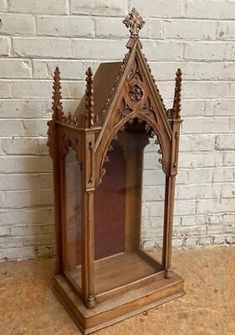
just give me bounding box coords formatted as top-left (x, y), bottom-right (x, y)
top-left (162, 174), bottom-right (176, 278)
top-left (81, 132), bottom-right (96, 308)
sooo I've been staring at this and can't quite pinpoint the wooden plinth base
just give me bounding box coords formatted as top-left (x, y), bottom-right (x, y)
top-left (53, 271), bottom-right (185, 334)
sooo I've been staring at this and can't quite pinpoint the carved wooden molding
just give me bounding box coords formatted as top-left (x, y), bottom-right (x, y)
top-left (59, 131), bottom-right (80, 161)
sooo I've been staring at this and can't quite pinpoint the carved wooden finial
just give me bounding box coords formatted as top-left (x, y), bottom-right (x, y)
top-left (85, 67), bottom-right (94, 128)
top-left (52, 66), bottom-right (63, 120)
top-left (123, 8), bottom-right (145, 48)
top-left (173, 68), bottom-right (182, 119)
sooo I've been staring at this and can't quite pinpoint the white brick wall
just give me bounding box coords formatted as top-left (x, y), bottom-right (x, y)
top-left (0, 0), bottom-right (234, 261)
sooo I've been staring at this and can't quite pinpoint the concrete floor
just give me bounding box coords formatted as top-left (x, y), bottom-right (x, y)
top-left (0, 246), bottom-right (234, 335)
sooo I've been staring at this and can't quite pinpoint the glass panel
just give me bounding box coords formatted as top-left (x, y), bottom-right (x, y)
top-left (63, 148), bottom-right (82, 289)
top-left (141, 135), bottom-right (165, 265)
top-left (94, 143), bottom-right (126, 260)
top-left (93, 119), bottom-right (165, 295)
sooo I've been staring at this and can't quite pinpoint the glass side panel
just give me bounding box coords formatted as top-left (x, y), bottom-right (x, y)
top-left (64, 148), bottom-right (82, 281)
top-left (140, 135), bottom-right (165, 266)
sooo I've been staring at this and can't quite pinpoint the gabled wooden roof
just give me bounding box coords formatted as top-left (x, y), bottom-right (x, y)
top-left (75, 62), bottom-right (122, 125)
top-left (51, 7), bottom-right (182, 139)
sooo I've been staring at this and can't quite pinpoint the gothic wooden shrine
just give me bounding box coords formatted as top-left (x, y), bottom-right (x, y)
top-left (48, 8), bottom-right (184, 334)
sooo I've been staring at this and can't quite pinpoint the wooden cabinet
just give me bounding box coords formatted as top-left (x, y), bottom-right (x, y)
top-left (48, 8), bottom-right (184, 334)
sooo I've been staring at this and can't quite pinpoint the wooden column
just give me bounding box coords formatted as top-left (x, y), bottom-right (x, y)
top-left (48, 67), bottom-right (64, 274)
top-left (162, 174), bottom-right (176, 278)
top-left (163, 68), bottom-right (182, 279)
top-left (81, 67), bottom-right (96, 308)
top-left (51, 128), bottom-right (65, 274)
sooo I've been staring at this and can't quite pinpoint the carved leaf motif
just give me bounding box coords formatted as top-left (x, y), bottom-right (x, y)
top-left (128, 84), bottom-right (143, 102)
top-left (123, 7), bottom-right (145, 37)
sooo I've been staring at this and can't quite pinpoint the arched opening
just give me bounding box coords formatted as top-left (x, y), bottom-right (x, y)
top-left (93, 118), bottom-right (165, 294)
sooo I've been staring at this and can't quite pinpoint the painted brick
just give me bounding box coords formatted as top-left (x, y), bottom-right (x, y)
top-left (71, 0), bottom-right (128, 16)
top-left (183, 62), bottom-right (235, 81)
top-left (0, 157), bottom-right (52, 173)
top-left (179, 152), bottom-right (223, 169)
top-left (174, 200), bottom-right (196, 216)
top-left (183, 82), bottom-right (231, 99)
top-left (148, 19), bottom-right (162, 39)
top-left (142, 186), bottom-right (165, 201)
top-left (205, 100), bottom-right (235, 117)
top-left (0, 173), bottom-right (52, 191)
top-left (0, 59), bottom-right (32, 78)
top-left (143, 40), bottom-right (184, 61)
top-left (95, 17), bottom-right (130, 39)
top-left (181, 100), bottom-right (204, 117)
top-left (129, 0), bottom-right (183, 18)
top-left (221, 184), bottom-right (235, 199)
top-left (2, 138), bottom-right (48, 155)
top-left (150, 61), bottom-right (235, 82)
top-left (163, 19), bottom-right (217, 40)
top-left (215, 135), bottom-right (235, 151)
top-left (180, 134), bottom-right (215, 152)
top-left (0, 100), bottom-right (47, 118)
top-left (143, 170), bottom-right (165, 186)
top-left (186, 0), bottom-right (235, 20)
top-left (32, 60), bottom-right (84, 80)
top-left (62, 81), bottom-right (86, 99)
top-left (71, 39), bottom-right (126, 60)
top-left (182, 117), bottom-right (230, 134)
top-left (11, 224), bottom-right (54, 236)
top-left (0, 208), bottom-right (53, 225)
top-left (212, 168), bottom-right (235, 183)
top-left (0, 119), bottom-right (23, 136)
top-left (217, 21), bottom-right (235, 41)
top-left (0, 81), bottom-right (12, 98)
top-left (188, 168), bottom-right (214, 184)
top-left (22, 119), bottom-right (48, 137)
top-left (184, 42), bottom-right (235, 61)
top-left (0, 13), bottom-right (35, 35)
top-left (3, 190), bottom-right (53, 208)
top-left (0, 226), bottom-right (11, 237)
top-left (36, 16), bottom-right (94, 38)
top-left (0, 36), bottom-right (10, 55)
top-left (223, 153), bottom-right (235, 166)
top-left (13, 38), bottom-right (71, 58)
top-left (12, 80), bottom-right (51, 98)
top-left (230, 118), bottom-right (235, 132)
top-left (8, 0), bottom-right (67, 14)
top-left (0, 0), bottom-right (7, 11)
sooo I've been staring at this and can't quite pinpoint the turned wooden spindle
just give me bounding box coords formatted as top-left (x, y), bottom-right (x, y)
top-left (85, 67), bottom-right (94, 128)
top-left (52, 66), bottom-right (63, 121)
top-left (173, 68), bottom-right (182, 120)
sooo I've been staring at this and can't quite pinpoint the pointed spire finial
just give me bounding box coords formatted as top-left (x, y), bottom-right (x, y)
top-left (52, 66), bottom-right (63, 120)
top-left (173, 68), bottom-right (182, 119)
top-left (85, 67), bottom-right (94, 128)
top-left (123, 8), bottom-right (145, 39)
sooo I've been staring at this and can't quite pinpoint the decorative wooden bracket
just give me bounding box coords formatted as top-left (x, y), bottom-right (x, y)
top-left (84, 67), bottom-right (94, 128)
